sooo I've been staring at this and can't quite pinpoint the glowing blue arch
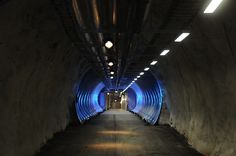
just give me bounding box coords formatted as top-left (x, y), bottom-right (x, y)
top-left (91, 82), bottom-right (105, 112)
top-left (129, 83), bottom-right (144, 113)
top-left (127, 78), bottom-right (164, 125)
top-left (75, 81), bottom-right (105, 123)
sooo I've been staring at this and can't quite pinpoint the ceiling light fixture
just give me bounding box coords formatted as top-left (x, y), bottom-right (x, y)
top-left (110, 76), bottom-right (114, 79)
top-left (137, 76), bottom-right (140, 78)
top-left (110, 71), bottom-right (114, 75)
top-left (150, 61), bottom-right (158, 65)
top-left (108, 62), bottom-right (113, 66)
top-left (134, 78), bottom-right (137, 81)
top-left (175, 33), bottom-right (190, 42)
top-left (204, 0), bottom-right (223, 14)
top-left (160, 50), bottom-right (170, 56)
top-left (140, 72), bottom-right (144, 75)
top-left (105, 41), bottom-right (113, 48)
top-left (144, 67), bottom-right (150, 71)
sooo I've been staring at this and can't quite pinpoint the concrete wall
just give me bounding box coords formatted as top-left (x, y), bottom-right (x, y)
top-left (156, 1), bottom-right (236, 155)
top-left (0, 0), bottom-right (87, 155)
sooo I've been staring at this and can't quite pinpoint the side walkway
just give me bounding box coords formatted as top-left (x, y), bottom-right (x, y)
top-left (35, 109), bottom-right (203, 156)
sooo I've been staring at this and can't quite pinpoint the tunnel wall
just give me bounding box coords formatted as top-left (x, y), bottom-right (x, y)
top-left (98, 92), bottom-right (106, 109)
top-left (0, 0), bottom-right (89, 156)
top-left (156, 1), bottom-right (236, 155)
top-left (127, 89), bottom-right (136, 110)
top-left (74, 71), bottom-right (105, 122)
top-left (128, 73), bottom-right (164, 125)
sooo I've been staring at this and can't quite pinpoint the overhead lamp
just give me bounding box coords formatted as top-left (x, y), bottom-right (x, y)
top-left (150, 60), bottom-right (158, 65)
top-left (204, 0), bottom-right (223, 14)
top-left (105, 41), bottom-right (113, 48)
top-left (137, 76), bottom-right (140, 78)
top-left (144, 67), bottom-right (150, 71)
top-left (110, 71), bottom-right (114, 75)
top-left (160, 50), bottom-right (170, 56)
top-left (140, 72), bottom-right (144, 75)
top-left (134, 78), bottom-right (137, 81)
top-left (110, 76), bottom-right (114, 79)
top-left (108, 62), bottom-right (114, 66)
top-left (175, 33), bottom-right (190, 42)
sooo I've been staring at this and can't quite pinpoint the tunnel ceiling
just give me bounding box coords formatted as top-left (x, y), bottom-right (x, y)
top-left (55, 0), bottom-right (206, 90)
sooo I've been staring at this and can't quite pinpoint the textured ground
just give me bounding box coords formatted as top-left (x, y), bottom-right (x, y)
top-left (35, 109), bottom-right (203, 156)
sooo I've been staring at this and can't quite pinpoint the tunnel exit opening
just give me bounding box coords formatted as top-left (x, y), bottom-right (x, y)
top-left (105, 91), bottom-right (128, 110)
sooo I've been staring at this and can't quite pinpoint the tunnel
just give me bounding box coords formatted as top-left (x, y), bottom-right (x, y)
top-left (0, 0), bottom-right (235, 156)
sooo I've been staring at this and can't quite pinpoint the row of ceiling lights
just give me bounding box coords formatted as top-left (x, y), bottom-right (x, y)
top-left (121, 32), bottom-right (190, 93)
top-left (121, 0), bottom-right (224, 93)
top-left (103, 40), bottom-right (116, 79)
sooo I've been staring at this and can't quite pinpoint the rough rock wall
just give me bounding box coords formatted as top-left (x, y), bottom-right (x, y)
top-left (157, 1), bottom-right (236, 155)
top-left (0, 0), bottom-right (86, 155)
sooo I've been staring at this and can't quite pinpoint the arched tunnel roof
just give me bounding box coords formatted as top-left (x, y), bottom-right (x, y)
top-left (0, 0), bottom-right (236, 156)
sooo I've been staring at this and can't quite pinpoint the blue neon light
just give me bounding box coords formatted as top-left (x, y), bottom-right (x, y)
top-left (74, 69), bottom-right (163, 125)
top-left (127, 78), bottom-right (164, 125)
top-left (75, 81), bottom-right (105, 123)
top-left (91, 82), bottom-right (105, 112)
top-left (99, 92), bottom-right (106, 109)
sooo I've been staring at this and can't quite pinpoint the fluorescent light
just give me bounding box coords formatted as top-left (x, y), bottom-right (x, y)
top-left (110, 71), bottom-right (114, 75)
top-left (175, 33), bottom-right (190, 42)
top-left (140, 72), bottom-right (144, 75)
top-left (105, 41), bottom-right (113, 48)
top-left (150, 61), bottom-right (158, 65)
top-left (108, 62), bottom-right (113, 66)
top-left (134, 78), bottom-right (137, 81)
top-left (204, 0), bottom-right (223, 13)
top-left (110, 76), bottom-right (114, 79)
top-left (144, 67), bottom-right (150, 71)
top-left (160, 50), bottom-right (170, 56)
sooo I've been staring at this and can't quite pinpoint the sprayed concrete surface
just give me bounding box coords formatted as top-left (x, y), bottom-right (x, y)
top-left (155, 1), bottom-right (236, 155)
top-left (0, 0), bottom-right (87, 155)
